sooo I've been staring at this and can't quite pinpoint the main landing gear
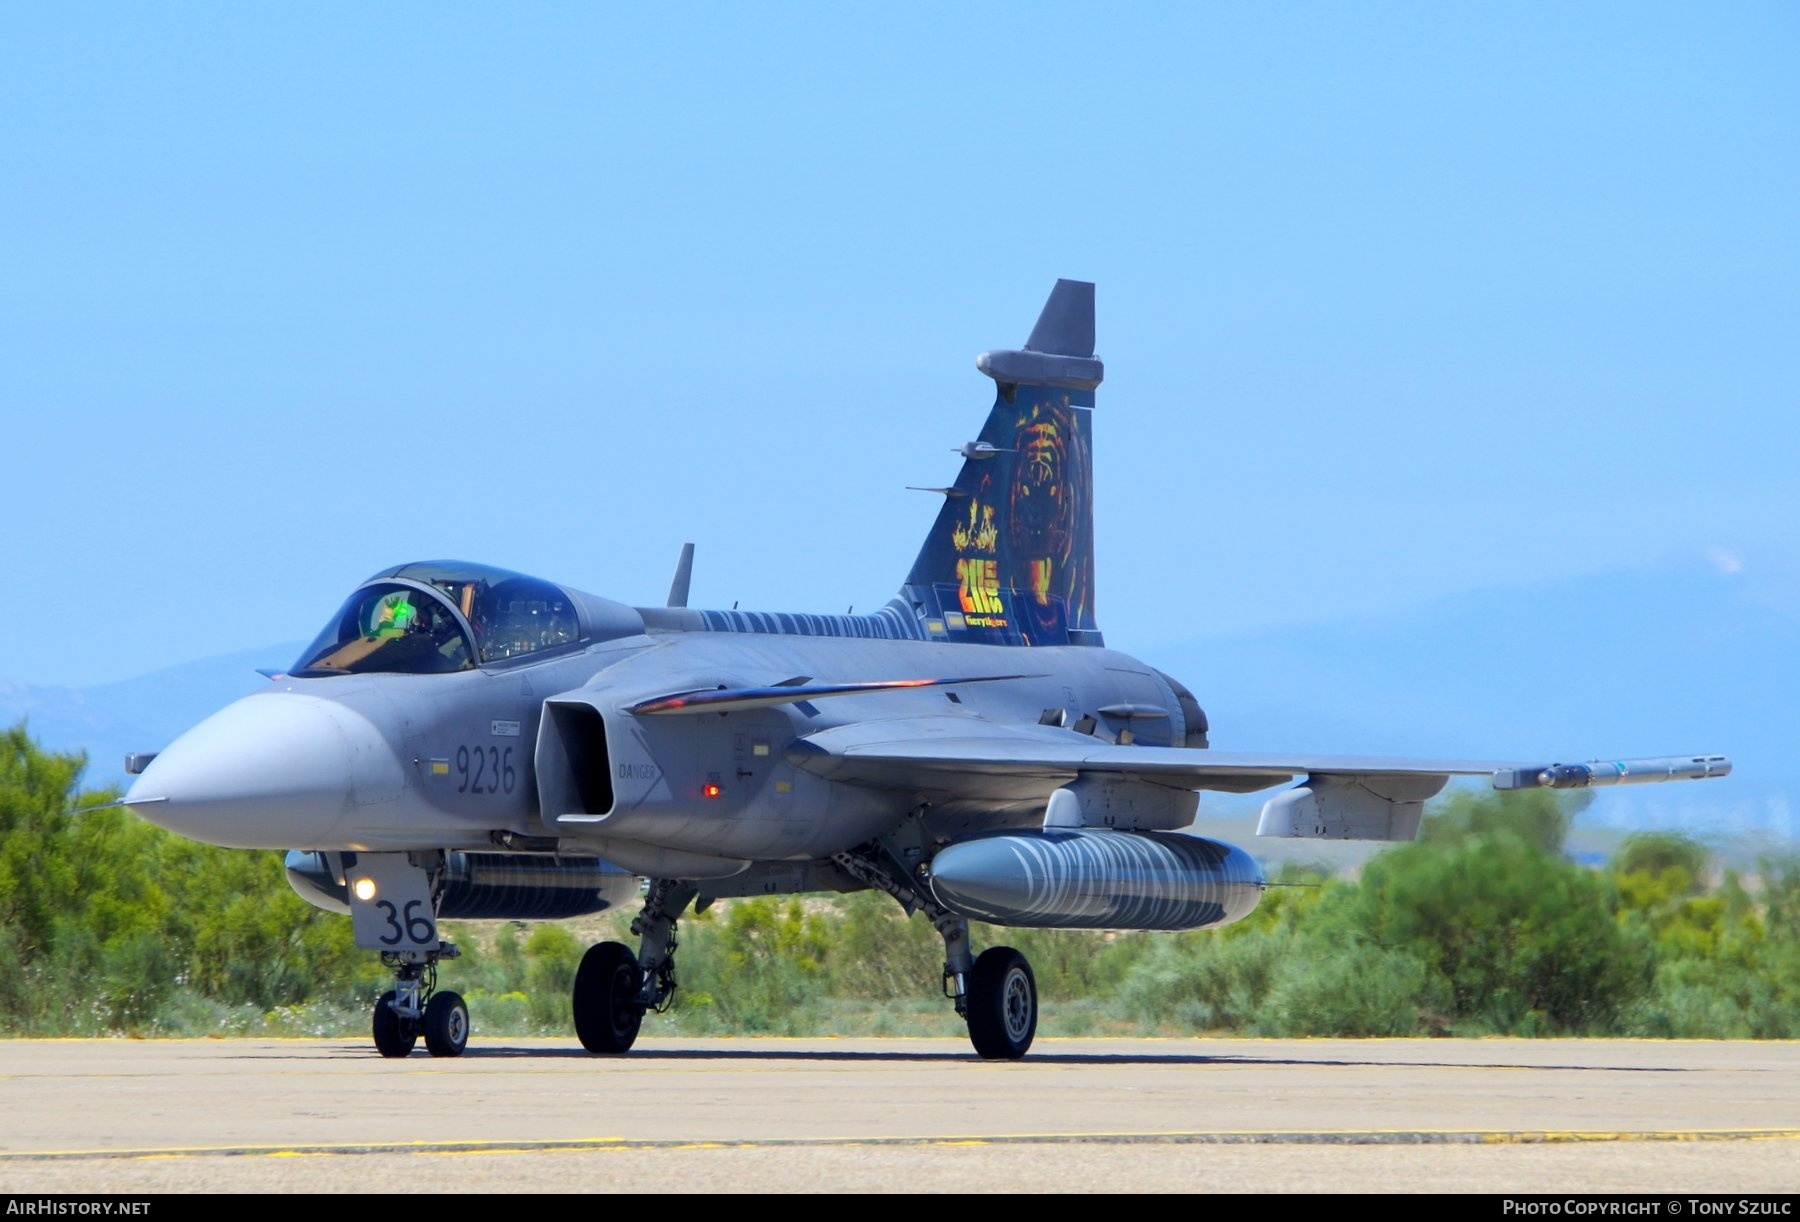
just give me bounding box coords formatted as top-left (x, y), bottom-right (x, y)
top-left (832, 842), bottom-right (1040, 1060)
top-left (572, 879), bottom-right (695, 1054)
top-left (963, 945), bottom-right (1037, 1060)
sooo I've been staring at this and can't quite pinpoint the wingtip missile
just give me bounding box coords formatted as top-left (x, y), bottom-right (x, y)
top-left (1493, 755), bottom-right (1732, 790)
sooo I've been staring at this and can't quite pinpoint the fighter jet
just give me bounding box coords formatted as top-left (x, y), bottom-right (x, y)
top-left (120, 280), bottom-right (1731, 1060)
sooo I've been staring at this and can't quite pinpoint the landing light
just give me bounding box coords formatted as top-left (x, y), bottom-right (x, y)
top-left (352, 876), bottom-right (378, 902)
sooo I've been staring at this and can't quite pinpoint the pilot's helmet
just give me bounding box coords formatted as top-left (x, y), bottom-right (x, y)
top-left (365, 591), bottom-right (417, 638)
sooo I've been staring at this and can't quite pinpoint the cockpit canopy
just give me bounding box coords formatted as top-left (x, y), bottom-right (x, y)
top-left (292, 561), bottom-right (585, 677)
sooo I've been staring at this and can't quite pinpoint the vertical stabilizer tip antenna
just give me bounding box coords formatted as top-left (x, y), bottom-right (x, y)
top-left (667, 543), bottom-right (695, 609)
top-left (975, 279), bottom-right (1104, 390)
top-left (1024, 279), bottom-right (1096, 358)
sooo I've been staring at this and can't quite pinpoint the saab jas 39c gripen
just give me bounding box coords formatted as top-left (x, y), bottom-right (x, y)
top-left (119, 280), bottom-right (1730, 1060)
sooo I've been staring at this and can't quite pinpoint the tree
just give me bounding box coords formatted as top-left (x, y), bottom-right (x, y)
top-left (0, 721), bottom-right (374, 1033)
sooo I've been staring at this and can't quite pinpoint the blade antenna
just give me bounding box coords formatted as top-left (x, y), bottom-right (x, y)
top-left (666, 542), bottom-right (695, 608)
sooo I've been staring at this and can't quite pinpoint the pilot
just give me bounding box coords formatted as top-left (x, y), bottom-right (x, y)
top-left (366, 591), bottom-right (417, 638)
top-left (358, 591), bottom-right (471, 672)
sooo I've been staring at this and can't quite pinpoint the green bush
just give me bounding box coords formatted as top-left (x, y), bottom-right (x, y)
top-left (1352, 827), bottom-right (1649, 1033)
top-left (1259, 940), bottom-right (1452, 1037)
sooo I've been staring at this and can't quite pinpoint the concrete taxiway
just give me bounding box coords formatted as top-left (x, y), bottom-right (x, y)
top-left (0, 1037), bottom-right (1795, 1193)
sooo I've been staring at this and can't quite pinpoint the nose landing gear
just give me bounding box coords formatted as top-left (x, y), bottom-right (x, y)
top-left (424, 988), bottom-right (471, 1057)
top-left (372, 988), bottom-right (415, 1058)
top-left (340, 851), bottom-right (468, 1059)
top-left (372, 946), bottom-right (465, 1058)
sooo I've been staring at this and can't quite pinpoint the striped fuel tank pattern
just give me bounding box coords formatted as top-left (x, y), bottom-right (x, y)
top-left (926, 829), bottom-right (1265, 930)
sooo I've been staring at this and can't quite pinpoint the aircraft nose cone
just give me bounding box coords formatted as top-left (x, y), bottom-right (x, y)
top-left (124, 693), bottom-right (401, 849)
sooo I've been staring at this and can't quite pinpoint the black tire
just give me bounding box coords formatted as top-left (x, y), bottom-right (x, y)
top-left (965, 946), bottom-right (1037, 1060)
top-left (424, 990), bottom-right (470, 1058)
top-left (372, 989), bottom-right (417, 1058)
top-left (573, 941), bottom-right (644, 1054)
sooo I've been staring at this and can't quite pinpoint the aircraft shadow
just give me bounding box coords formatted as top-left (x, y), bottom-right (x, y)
top-left (280, 1042), bottom-right (1691, 1072)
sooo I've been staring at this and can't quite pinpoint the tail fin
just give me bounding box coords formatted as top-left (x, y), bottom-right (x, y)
top-left (902, 280), bottom-right (1105, 647)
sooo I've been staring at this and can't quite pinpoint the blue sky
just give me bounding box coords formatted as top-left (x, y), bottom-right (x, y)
top-left (2, 4), bottom-right (1795, 701)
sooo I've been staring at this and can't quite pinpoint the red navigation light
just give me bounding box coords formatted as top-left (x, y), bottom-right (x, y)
top-left (702, 782), bottom-right (722, 799)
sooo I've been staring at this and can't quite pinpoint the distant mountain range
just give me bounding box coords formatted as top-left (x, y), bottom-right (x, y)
top-left (1145, 563), bottom-right (1795, 848)
top-left (5, 562), bottom-right (1791, 849)
top-left (0, 644), bottom-right (305, 792)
